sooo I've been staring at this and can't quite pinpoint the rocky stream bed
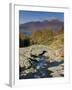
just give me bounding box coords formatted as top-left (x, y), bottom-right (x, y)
top-left (19, 45), bottom-right (64, 79)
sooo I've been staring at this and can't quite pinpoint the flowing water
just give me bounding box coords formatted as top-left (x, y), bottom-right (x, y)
top-left (19, 56), bottom-right (53, 79)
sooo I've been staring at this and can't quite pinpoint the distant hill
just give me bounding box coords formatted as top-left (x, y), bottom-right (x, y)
top-left (19, 19), bottom-right (64, 35)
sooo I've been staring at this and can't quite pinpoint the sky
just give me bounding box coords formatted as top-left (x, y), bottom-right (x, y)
top-left (19, 10), bottom-right (64, 24)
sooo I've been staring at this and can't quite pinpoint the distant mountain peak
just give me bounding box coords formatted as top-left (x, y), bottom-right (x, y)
top-left (19, 19), bottom-right (64, 34)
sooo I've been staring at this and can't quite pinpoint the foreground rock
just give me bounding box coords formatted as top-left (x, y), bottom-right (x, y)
top-left (48, 63), bottom-right (64, 77)
top-left (19, 45), bottom-right (64, 78)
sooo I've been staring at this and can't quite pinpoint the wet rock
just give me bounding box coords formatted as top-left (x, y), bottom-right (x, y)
top-left (48, 63), bottom-right (64, 77)
top-left (19, 45), bottom-right (64, 79)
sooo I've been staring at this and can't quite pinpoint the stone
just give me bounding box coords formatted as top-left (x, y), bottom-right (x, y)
top-left (19, 45), bottom-right (64, 78)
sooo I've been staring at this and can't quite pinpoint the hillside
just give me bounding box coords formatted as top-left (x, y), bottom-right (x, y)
top-left (19, 20), bottom-right (64, 79)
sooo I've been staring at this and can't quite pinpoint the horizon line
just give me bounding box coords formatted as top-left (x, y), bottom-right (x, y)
top-left (19, 19), bottom-right (64, 25)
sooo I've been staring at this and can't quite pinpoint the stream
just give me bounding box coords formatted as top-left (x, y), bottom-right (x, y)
top-left (19, 56), bottom-right (53, 79)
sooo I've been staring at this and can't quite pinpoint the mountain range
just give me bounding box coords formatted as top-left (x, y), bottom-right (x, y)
top-left (19, 19), bottom-right (64, 35)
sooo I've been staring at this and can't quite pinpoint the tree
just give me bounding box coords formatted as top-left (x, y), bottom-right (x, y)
top-left (19, 33), bottom-right (30, 47)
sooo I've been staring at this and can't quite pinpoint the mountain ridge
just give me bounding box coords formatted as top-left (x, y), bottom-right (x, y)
top-left (19, 19), bottom-right (64, 34)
